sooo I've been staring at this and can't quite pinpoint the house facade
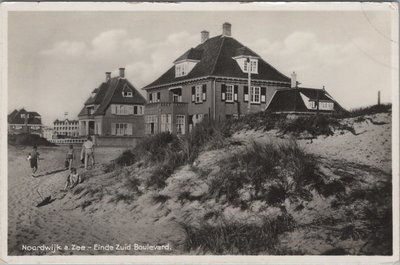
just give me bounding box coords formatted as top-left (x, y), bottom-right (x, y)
top-left (53, 119), bottom-right (79, 137)
top-left (8, 109), bottom-right (43, 135)
top-left (78, 68), bottom-right (146, 144)
top-left (143, 23), bottom-right (292, 135)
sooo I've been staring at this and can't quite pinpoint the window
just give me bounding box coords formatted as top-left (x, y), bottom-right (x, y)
top-left (226, 85), bottom-right (234, 102)
top-left (123, 91), bottom-right (133, 97)
top-left (160, 114), bottom-right (172, 132)
top-left (251, 86), bottom-right (261, 103)
top-left (176, 115), bottom-right (185, 135)
top-left (145, 115), bottom-right (157, 135)
top-left (111, 104), bottom-right (142, 115)
top-left (195, 85), bottom-right (202, 103)
top-left (113, 123), bottom-right (132, 136)
top-left (173, 94), bottom-right (180, 102)
top-left (243, 59), bottom-right (258, 74)
top-left (175, 63), bottom-right (188, 77)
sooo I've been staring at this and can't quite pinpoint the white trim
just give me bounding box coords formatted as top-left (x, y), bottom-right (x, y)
top-left (168, 86), bottom-right (183, 91)
top-left (143, 75), bottom-right (290, 90)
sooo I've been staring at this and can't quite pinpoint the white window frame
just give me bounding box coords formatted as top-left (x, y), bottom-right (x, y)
top-left (195, 85), bottom-right (202, 103)
top-left (175, 63), bottom-right (187, 77)
top-left (251, 86), bottom-right (261, 103)
top-left (176, 115), bottom-right (185, 135)
top-left (226, 85), bottom-right (234, 102)
top-left (243, 59), bottom-right (258, 74)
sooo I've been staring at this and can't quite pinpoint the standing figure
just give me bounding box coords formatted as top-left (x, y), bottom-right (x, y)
top-left (27, 145), bottom-right (40, 177)
top-left (81, 136), bottom-right (95, 169)
top-left (65, 144), bottom-right (75, 170)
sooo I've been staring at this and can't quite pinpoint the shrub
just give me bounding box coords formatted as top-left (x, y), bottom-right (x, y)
top-left (180, 214), bottom-right (296, 254)
top-left (8, 133), bottom-right (56, 146)
top-left (347, 103), bottom-right (391, 117)
top-left (115, 149), bottom-right (136, 166)
top-left (209, 140), bottom-right (319, 206)
top-left (146, 163), bottom-right (175, 189)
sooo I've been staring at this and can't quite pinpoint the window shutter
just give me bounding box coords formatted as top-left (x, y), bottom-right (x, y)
top-left (261, 87), bottom-right (267, 103)
top-left (111, 123), bottom-right (115, 135)
top-left (191, 86), bottom-right (195, 102)
top-left (149, 93), bottom-right (153, 102)
top-left (157, 92), bottom-right (161, 102)
top-left (234, 85), bottom-right (238, 102)
top-left (202, 84), bottom-right (207, 101)
top-left (111, 105), bottom-right (116, 114)
top-left (244, 86), bottom-right (249, 102)
top-left (127, 123), bottom-right (133, 135)
top-left (221, 84), bottom-right (226, 101)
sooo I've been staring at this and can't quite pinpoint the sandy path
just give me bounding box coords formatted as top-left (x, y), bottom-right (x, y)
top-left (8, 145), bottom-right (178, 255)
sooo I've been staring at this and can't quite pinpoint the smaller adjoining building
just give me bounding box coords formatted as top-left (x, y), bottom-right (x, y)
top-left (8, 108), bottom-right (43, 135)
top-left (78, 68), bottom-right (146, 146)
top-left (53, 119), bottom-right (79, 137)
top-left (265, 86), bottom-right (345, 114)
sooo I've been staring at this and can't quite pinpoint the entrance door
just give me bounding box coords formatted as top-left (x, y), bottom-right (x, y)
top-left (88, 121), bottom-right (95, 135)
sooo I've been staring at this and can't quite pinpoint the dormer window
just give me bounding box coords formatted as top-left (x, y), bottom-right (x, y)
top-left (244, 59), bottom-right (258, 74)
top-left (122, 85), bottom-right (133, 97)
top-left (175, 62), bottom-right (191, 77)
top-left (123, 91), bottom-right (133, 97)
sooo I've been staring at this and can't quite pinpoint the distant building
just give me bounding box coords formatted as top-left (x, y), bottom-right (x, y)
top-left (78, 68), bottom-right (146, 143)
top-left (265, 87), bottom-right (344, 114)
top-left (53, 119), bottom-right (79, 137)
top-left (7, 108), bottom-right (43, 135)
top-left (42, 126), bottom-right (54, 140)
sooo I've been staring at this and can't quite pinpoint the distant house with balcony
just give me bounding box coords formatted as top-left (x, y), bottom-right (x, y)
top-left (142, 22), bottom-right (293, 135)
top-left (8, 108), bottom-right (43, 135)
top-left (53, 119), bottom-right (79, 137)
top-left (78, 68), bottom-right (146, 145)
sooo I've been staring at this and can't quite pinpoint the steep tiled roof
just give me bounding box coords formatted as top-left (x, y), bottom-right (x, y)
top-left (267, 89), bottom-right (309, 112)
top-left (174, 48), bottom-right (203, 62)
top-left (78, 77), bottom-right (146, 117)
top-left (144, 35), bottom-right (290, 89)
top-left (298, 87), bottom-right (332, 101)
top-left (8, 109), bottom-right (42, 125)
top-left (234, 46), bottom-right (259, 58)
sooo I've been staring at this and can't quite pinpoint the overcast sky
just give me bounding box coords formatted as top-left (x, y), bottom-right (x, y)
top-left (7, 6), bottom-right (397, 126)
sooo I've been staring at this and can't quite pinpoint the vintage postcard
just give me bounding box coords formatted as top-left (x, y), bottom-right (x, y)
top-left (0, 2), bottom-right (399, 264)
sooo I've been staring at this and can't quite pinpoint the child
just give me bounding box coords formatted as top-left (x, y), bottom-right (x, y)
top-left (66, 145), bottom-right (75, 170)
top-left (27, 145), bottom-right (40, 177)
top-left (64, 167), bottom-right (81, 190)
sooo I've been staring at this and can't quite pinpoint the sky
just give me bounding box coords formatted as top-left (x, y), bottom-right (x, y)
top-left (7, 6), bottom-right (397, 126)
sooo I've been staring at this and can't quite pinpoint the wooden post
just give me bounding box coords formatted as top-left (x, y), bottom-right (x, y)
top-left (247, 57), bottom-right (251, 114)
top-left (378, 91), bottom-right (381, 106)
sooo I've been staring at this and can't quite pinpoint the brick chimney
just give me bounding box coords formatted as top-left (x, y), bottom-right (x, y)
top-left (119, 68), bottom-right (125, 78)
top-left (222, 22), bottom-right (231, 37)
top-left (105, 72), bottom-right (111, 81)
top-left (201, 30), bottom-right (209, 43)
top-left (291, 71), bottom-right (297, 88)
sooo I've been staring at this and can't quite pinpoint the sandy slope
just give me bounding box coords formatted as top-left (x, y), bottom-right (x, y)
top-left (8, 112), bottom-right (392, 255)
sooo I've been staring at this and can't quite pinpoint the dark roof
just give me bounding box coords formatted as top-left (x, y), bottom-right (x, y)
top-left (298, 87), bottom-right (332, 101)
top-left (54, 119), bottom-right (78, 124)
top-left (266, 88), bottom-right (339, 113)
top-left (78, 77), bottom-right (146, 117)
top-left (8, 109), bottom-right (42, 125)
top-left (144, 35), bottom-right (290, 89)
top-left (234, 46), bottom-right (259, 58)
top-left (174, 48), bottom-right (203, 63)
top-left (267, 89), bottom-right (309, 113)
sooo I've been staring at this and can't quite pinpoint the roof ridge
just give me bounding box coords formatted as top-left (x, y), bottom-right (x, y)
top-left (210, 36), bottom-right (226, 76)
top-left (97, 78), bottom-right (121, 114)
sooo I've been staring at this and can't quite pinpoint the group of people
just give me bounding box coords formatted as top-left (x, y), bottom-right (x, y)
top-left (27, 136), bottom-right (96, 191)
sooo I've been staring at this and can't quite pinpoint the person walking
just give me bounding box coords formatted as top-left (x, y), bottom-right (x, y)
top-left (81, 136), bottom-right (95, 169)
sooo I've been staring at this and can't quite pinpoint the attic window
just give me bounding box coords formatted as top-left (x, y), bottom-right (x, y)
top-left (122, 85), bottom-right (133, 97)
top-left (123, 91), bottom-right (133, 97)
top-left (244, 59), bottom-right (258, 74)
top-left (175, 63), bottom-right (187, 77)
